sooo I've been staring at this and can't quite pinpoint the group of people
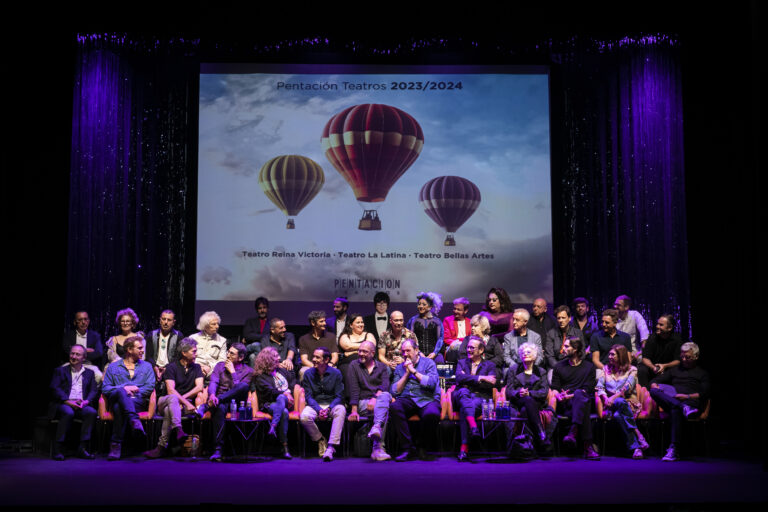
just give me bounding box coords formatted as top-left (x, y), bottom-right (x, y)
top-left (53, 289), bottom-right (708, 464)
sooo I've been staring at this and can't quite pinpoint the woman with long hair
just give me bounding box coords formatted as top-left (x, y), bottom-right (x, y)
top-left (251, 347), bottom-right (294, 459)
top-left (596, 344), bottom-right (649, 459)
top-left (338, 313), bottom-right (375, 378)
top-left (478, 287), bottom-right (515, 335)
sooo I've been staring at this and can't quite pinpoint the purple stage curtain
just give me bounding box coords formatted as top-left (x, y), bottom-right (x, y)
top-left (67, 42), bottom-right (197, 335)
top-left (65, 35), bottom-right (690, 340)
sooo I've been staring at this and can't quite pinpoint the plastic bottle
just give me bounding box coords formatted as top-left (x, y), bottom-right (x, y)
top-left (238, 401), bottom-right (245, 421)
top-left (245, 400), bottom-right (253, 420)
top-left (230, 399), bottom-right (237, 417)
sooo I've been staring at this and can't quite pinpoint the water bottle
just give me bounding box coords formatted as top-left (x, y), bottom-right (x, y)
top-left (245, 401), bottom-right (253, 420)
top-left (230, 399), bottom-right (237, 417)
top-left (481, 400), bottom-right (488, 420)
top-left (504, 401), bottom-right (511, 420)
top-left (238, 401), bottom-right (245, 421)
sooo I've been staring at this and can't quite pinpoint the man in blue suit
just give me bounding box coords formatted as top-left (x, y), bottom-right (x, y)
top-left (49, 344), bottom-right (98, 460)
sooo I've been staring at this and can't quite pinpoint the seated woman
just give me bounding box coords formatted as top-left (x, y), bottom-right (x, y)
top-left (406, 292), bottom-right (444, 362)
top-left (478, 287), bottom-right (515, 336)
top-left (505, 342), bottom-right (553, 450)
top-left (453, 337), bottom-right (496, 461)
top-left (105, 308), bottom-right (145, 368)
top-left (251, 347), bottom-right (295, 459)
top-left (596, 344), bottom-right (649, 459)
top-left (447, 315), bottom-right (504, 372)
top-left (337, 314), bottom-right (375, 380)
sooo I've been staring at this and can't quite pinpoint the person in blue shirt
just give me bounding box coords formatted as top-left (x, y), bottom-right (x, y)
top-left (300, 347), bottom-right (345, 461)
top-left (101, 336), bottom-right (155, 460)
top-left (390, 338), bottom-right (441, 461)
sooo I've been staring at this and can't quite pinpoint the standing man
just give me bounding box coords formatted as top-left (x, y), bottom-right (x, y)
top-left (590, 309), bottom-right (633, 370)
top-left (259, 318), bottom-right (297, 372)
top-left (300, 347), bottom-right (346, 461)
top-left (552, 337), bottom-right (600, 460)
top-left (327, 297), bottom-right (349, 343)
top-left (49, 345), bottom-right (98, 460)
top-left (638, 314), bottom-right (683, 387)
top-left (544, 305), bottom-right (586, 370)
top-left (144, 338), bottom-right (204, 458)
top-left (242, 296), bottom-right (270, 344)
top-left (61, 310), bottom-right (103, 369)
top-left (102, 336), bottom-right (155, 460)
top-left (145, 309), bottom-right (183, 382)
top-left (198, 343), bottom-right (254, 461)
top-left (614, 295), bottom-right (650, 359)
top-left (528, 298), bottom-right (557, 338)
top-left (377, 311), bottom-right (418, 371)
top-left (650, 342), bottom-right (710, 461)
top-left (346, 340), bottom-right (393, 461)
top-left (443, 297), bottom-right (472, 357)
top-left (389, 339), bottom-right (441, 461)
top-left (503, 308), bottom-right (545, 369)
top-left (571, 297), bottom-right (599, 342)
top-left (453, 337), bottom-right (496, 461)
top-left (363, 292), bottom-right (391, 345)
top-left (298, 311), bottom-right (339, 381)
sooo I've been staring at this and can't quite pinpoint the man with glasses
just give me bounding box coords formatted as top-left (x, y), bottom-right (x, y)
top-left (62, 310), bottom-right (104, 374)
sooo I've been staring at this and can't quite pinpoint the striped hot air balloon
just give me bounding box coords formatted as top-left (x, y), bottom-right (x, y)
top-left (419, 176), bottom-right (481, 246)
top-left (321, 104), bottom-right (424, 230)
top-left (259, 155), bottom-right (325, 229)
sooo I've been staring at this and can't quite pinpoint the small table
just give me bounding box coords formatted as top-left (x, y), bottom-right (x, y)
top-left (479, 417), bottom-right (527, 439)
top-left (226, 418), bottom-right (270, 462)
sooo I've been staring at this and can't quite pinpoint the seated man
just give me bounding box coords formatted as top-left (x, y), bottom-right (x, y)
top-left (614, 294), bottom-right (650, 359)
top-left (450, 314), bottom-right (505, 372)
top-left (544, 305), bottom-right (585, 370)
top-left (61, 310), bottom-right (104, 372)
top-left (242, 296), bottom-right (270, 344)
top-left (503, 308), bottom-right (545, 372)
top-left (389, 339), bottom-right (441, 461)
top-left (297, 311), bottom-right (339, 381)
top-left (144, 338), bottom-right (204, 458)
top-left (346, 341), bottom-right (392, 461)
top-left (190, 311), bottom-right (227, 380)
top-left (552, 337), bottom-right (600, 460)
top-left (48, 344), bottom-right (98, 460)
top-left (197, 343), bottom-right (254, 461)
top-left (377, 311), bottom-right (418, 371)
top-left (102, 336), bottom-right (155, 460)
top-left (300, 347), bottom-right (345, 462)
top-left (638, 314), bottom-right (682, 387)
top-left (650, 342), bottom-right (710, 462)
top-left (443, 297), bottom-right (472, 357)
top-left (453, 337), bottom-right (496, 461)
top-left (572, 297), bottom-right (599, 342)
top-left (145, 309), bottom-right (183, 382)
top-left (590, 309), bottom-right (632, 370)
top-left (255, 318), bottom-right (297, 372)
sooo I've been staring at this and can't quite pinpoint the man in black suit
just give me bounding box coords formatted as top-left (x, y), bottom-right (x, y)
top-left (61, 311), bottom-right (103, 368)
top-left (49, 345), bottom-right (98, 460)
top-left (326, 296), bottom-right (349, 343)
top-left (363, 292), bottom-right (390, 345)
top-left (242, 296), bottom-right (270, 344)
top-left (145, 309), bottom-right (184, 381)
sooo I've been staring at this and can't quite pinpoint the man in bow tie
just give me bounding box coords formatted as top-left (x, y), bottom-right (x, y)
top-left (363, 292), bottom-right (391, 345)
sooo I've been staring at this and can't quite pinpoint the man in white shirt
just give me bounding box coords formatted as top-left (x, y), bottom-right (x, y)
top-left (614, 295), bottom-right (649, 359)
top-left (146, 309), bottom-right (184, 381)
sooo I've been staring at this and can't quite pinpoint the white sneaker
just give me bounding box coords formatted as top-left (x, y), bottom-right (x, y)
top-left (662, 445), bottom-right (679, 461)
top-left (632, 448), bottom-right (644, 459)
top-left (322, 445), bottom-right (335, 462)
top-left (368, 424), bottom-right (382, 440)
top-left (682, 405), bottom-right (698, 418)
top-left (371, 448), bottom-right (391, 461)
top-left (317, 437), bottom-right (328, 457)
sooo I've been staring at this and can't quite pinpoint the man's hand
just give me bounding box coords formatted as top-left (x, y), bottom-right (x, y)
top-left (283, 390), bottom-right (294, 410)
top-left (393, 356), bottom-right (403, 365)
top-left (348, 411), bottom-right (360, 421)
top-left (674, 393), bottom-right (689, 400)
top-left (201, 364), bottom-right (212, 377)
top-left (405, 359), bottom-right (416, 375)
top-left (366, 398), bottom-right (376, 412)
top-left (64, 400), bottom-right (80, 410)
top-left (280, 359), bottom-right (294, 371)
top-left (208, 395), bottom-right (220, 407)
top-left (318, 408), bottom-right (329, 420)
top-left (650, 383), bottom-right (659, 389)
top-left (80, 399), bottom-right (89, 409)
top-left (556, 389), bottom-right (571, 402)
top-left (123, 385), bottom-right (139, 396)
top-left (479, 375), bottom-right (497, 386)
top-left (182, 399), bottom-right (196, 413)
top-left (518, 387), bottom-right (529, 398)
top-left (427, 353), bottom-right (436, 359)
top-left (224, 360), bottom-right (235, 374)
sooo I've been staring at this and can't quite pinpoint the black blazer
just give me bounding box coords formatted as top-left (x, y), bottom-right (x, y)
top-left (145, 328), bottom-right (183, 366)
top-left (62, 330), bottom-right (103, 366)
top-left (363, 313), bottom-right (389, 344)
top-left (48, 365), bottom-right (99, 418)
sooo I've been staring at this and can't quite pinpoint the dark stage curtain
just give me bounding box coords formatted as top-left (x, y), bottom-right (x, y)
top-left (65, 35), bottom-right (690, 341)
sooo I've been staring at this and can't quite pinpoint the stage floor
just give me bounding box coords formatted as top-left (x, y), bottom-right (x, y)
top-left (1, 452), bottom-right (766, 507)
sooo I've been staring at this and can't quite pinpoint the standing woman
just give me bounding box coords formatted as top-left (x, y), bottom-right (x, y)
top-left (596, 344), bottom-right (649, 459)
top-left (478, 287), bottom-right (515, 335)
top-left (337, 314), bottom-right (375, 380)
top-left (105, 308), bottom-right (145, 367)
top-left (251, 347), bottom-right (295, 459)
top-left (406, 292), bottom-right (444, 362)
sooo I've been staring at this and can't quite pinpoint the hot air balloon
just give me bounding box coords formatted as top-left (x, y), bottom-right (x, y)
top-left (258, 155), bottom-right (325, 229)
top-left (419, 176), bottom-right (481, 246)
top-left (321, 104), bottom-right (424, 230)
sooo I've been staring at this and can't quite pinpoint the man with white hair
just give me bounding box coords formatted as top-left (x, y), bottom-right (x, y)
top-left (503, 309), bottom-right (545, 371)
top-left (190, 311), bottom-right (227, 378)
top-left (650, 342), bottom-right (710, 461)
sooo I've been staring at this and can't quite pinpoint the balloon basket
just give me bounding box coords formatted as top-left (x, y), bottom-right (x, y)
top-left (358, 210), bottom-right (381, 231)
top-left (444, 234), bottom-right (456, 246)
top-left (286, 219), bottom-right (295, 229)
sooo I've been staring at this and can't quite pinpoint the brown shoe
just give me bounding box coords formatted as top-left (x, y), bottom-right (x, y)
top-left (143, 445), bottom-right (167, 459)
top-left (172, 427), bottom-right (188, 444)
